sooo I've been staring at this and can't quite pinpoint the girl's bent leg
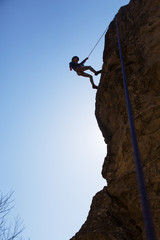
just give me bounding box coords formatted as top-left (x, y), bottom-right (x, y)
top-left (77, 66), bottom-right (96, 74)
top-left (77, 71), bottom-right (98, 89)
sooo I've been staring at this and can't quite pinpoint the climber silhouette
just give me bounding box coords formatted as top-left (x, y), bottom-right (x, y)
top-left (69, 56), bottom-right (102, 89)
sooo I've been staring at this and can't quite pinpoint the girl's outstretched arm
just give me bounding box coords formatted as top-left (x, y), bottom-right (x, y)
top-left (80, 57), bottom-right (88, 65)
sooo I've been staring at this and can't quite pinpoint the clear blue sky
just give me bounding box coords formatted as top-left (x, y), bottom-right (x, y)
top-left (0, 1), bottom-right (129, 239)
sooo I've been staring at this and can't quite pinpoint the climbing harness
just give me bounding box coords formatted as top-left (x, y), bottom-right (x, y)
top-left (115, 16), bottom-right (157, 240)
top-left (87, 25), bottom-right (109, 58)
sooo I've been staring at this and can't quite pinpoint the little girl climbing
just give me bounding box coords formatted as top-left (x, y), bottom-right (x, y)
top-left (69, 56), bottom-right (102, 89)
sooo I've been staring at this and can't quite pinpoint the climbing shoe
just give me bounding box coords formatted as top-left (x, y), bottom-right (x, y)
top-left (92, 85), bottom-right (98, 89)
top-left (95, 70), bottom-right (102, 76)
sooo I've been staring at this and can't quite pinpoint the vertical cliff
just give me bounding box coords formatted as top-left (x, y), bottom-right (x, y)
top-left (70, 0), bottom-right (160, 239)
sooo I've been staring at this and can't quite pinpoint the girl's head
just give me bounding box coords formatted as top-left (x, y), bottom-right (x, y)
top-left (72, 56), bottom-right (79, 62)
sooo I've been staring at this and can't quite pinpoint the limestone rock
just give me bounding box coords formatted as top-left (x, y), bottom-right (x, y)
top-left (70, 0), bottom-right (160, 239)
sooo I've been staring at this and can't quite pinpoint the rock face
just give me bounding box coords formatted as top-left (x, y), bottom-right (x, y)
top-left (70, 0), bottom-right (160, 239)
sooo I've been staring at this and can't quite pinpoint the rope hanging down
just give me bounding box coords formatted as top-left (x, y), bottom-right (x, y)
top-left (115, 16), bottom-right (156, 240)
top-left (88, 25), bottom-right (109, 58)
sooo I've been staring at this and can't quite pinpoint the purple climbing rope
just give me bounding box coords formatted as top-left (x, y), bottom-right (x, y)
top-left (115, 16), bottom-right (157, 240)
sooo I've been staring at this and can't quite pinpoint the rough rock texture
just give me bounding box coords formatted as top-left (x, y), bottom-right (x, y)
top-left (70, 0), bottom-right (160, 239)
